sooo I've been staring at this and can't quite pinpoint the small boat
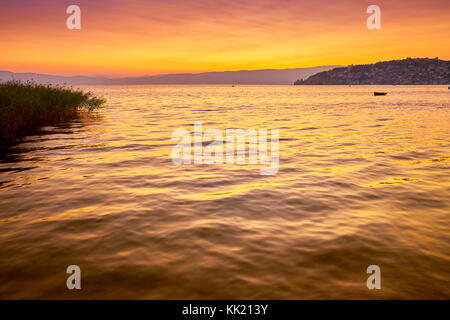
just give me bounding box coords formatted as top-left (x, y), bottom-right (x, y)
top-left (374, 92), bottom-right (387, 96)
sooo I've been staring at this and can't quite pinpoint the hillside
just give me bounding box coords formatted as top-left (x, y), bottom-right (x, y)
top-left (294, 58), bottom-right (449, 85)
top-left (0, 66), bottom-right (338, 85)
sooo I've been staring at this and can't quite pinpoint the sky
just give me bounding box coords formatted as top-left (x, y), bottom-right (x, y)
top-left (0, 0), bottom-right (449, 76)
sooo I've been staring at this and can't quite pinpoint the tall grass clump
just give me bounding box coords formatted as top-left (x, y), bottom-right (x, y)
top-left (0, 80), bottom-right (105, 138)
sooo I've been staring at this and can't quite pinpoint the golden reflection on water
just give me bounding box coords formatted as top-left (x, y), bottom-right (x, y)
top-left (0, 85), bottom-right (449, 299)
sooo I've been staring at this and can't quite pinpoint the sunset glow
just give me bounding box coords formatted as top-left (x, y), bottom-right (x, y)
top-left (1, 0), bottom-right (449, 76)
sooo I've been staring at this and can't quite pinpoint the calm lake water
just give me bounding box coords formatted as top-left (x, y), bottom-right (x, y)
top-left (0, 85), bottom-right (449, 299)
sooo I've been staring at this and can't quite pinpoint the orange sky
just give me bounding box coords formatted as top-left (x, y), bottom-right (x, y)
top-left (1, 0), bottom-right (449, 76)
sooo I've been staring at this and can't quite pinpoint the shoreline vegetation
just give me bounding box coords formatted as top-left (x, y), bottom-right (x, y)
top-left (0, 81), bottom-right (105, 139)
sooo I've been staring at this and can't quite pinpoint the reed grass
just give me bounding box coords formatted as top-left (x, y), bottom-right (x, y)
top-left (0, 80), bottom-right (105, 138)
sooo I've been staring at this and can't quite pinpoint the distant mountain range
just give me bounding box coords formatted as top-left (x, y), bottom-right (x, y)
top-left (0, 66), bottom-right (338, 85)
top-left (294, 58), bottom-right (449, 85)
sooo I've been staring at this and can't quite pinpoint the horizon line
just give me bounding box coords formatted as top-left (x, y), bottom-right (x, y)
top-left (2, 56), bottom-right (446, 78)
top-left (0, 65), bottom-right (343, 79)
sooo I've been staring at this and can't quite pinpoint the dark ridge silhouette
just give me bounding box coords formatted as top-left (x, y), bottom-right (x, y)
top-left (294, 58), bottom-right (449, 85)
top-left (0, 66), bottom-right (339, 85)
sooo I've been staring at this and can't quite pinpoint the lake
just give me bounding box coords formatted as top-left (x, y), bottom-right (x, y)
top-left (0, 85), bottom-right (449, 299)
